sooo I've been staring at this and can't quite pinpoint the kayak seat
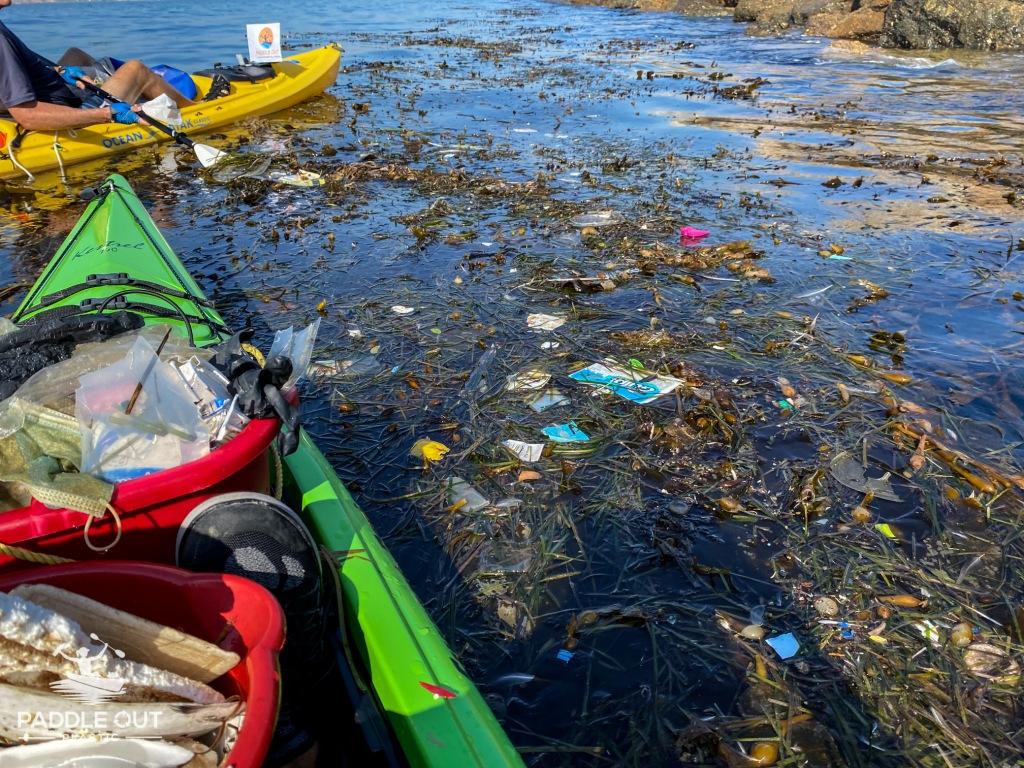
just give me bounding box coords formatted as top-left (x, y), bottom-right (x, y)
top-left (193, 63), bottom-right (275, 83)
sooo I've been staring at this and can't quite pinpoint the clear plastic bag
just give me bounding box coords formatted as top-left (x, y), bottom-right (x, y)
top-left (208, 394), bottom-right (250, 447)
top-left (0, 327), bottom-right (206, 511)
top-left (267, 318), bottom-right (321, 389)
top-left (140, 93), bottom-right (184, 126)
top-left (174, 356), bottom-right (232, 419)
top-left (173, 356), bottom-right (248, 446)
top-left (76, 336), bottom-right (209, 483)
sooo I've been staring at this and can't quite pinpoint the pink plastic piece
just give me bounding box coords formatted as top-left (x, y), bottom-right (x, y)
top-left (420, 681), bottom-right (458, 699)
top-left (679, 226), bottom-right (710, 240)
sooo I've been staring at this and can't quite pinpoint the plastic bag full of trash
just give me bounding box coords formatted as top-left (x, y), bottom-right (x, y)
top-left (76, 336), bottom-right (209, 483)
top-left (0, 325), bottom-right (200, 434)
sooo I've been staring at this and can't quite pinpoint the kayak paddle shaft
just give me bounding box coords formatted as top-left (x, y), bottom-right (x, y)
top-left (69, 74), bottom-right (226, 167)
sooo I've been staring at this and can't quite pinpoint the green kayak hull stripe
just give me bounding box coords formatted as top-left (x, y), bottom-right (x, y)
top-left (292, 438), bottom-right (522, 766)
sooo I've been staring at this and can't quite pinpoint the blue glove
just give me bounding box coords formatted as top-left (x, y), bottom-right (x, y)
top-left (109, 102), bottom-right (140, 125)
top-left (59, 65), bottom-right (87, 87)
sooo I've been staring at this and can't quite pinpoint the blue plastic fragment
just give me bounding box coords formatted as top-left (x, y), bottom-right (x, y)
top-left (556, 649), bottom-right (574, 663)
top-left (542, 422), bottom-right (590, 443)
top-left (766, 632), bottom-right (800, 659)
top-left (839, 621), bottom-right (855, 641)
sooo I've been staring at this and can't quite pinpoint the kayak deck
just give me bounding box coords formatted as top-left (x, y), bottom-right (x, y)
top-left (11, 174), bottom-right (227, 347)
top-left (11, 175), bottom-right (524, 768)
top-left (0, 44), bottom-right (341, 182)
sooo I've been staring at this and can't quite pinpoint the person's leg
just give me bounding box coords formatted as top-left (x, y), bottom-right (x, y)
top-left (101, 60), bottom-right (193, 106)
top-left (57, 47), bottom-right (96, 66)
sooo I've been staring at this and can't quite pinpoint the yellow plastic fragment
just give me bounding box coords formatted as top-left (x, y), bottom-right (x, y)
top-left (410, 438), bottom-right (450, 463)
top-left (874, 523), bottom-right (898, 540)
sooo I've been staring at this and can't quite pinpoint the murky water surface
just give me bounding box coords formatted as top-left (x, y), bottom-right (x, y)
top-left (3, 1), bottom-right (1024, 766)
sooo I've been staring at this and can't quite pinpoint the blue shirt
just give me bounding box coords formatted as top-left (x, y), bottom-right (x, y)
top-left (0, 22), bottom-right (81, 110)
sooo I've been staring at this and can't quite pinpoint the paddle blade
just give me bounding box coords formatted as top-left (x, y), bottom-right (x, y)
top-left (194, 143), bottom-right (229, 168)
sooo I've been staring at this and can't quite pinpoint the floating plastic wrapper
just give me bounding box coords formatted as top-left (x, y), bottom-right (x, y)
top-left (446, 476), bottom-right (490, 513)
top-left (569, 360), bottom-right (683, 405)
top-left (268, 318), bottom-right (321, 389)
top-left (77, 336), bottom-right (209, 483)
top-left (477, 540), bottom-right (534, 575)
top-left (308, 354), bottom-right (382, 382)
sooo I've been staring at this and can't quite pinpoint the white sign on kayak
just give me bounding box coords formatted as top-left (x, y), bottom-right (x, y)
top-left (246, 22), bottom-right (282, 63)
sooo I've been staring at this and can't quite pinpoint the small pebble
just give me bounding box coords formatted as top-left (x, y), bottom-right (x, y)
top-left (851, 505), bottom-right (872, 524)
top-left (964, 642), bottom-right (1006, 674)
top-left (813, 596), bottom-right (840, 618)
top-left (951, 622), bottom-right (973, 647)
top-left (740, 624), bottom-right (765, 640)
top-left (750, 742), bottom-right (779, 765)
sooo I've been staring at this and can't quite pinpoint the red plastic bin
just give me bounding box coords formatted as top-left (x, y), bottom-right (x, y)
top-left (0, 417), bottom-right (279, 569)
top-left (0, 560), bottom-right (284, 768)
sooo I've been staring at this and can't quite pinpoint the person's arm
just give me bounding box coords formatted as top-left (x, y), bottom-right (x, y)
top-left (7, 100), bottom-right (111, 131)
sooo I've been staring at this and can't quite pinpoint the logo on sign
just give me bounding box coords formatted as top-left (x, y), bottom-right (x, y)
top-left (14, 631), bottom-right (164, 731)
top-left (246, 22), bottom-right (282, 63)
top-left (50, 632), bottom-right (127, 704)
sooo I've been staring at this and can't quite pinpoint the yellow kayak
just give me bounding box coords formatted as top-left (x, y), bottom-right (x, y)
top-left (0, 44), bottom-right (341, 182)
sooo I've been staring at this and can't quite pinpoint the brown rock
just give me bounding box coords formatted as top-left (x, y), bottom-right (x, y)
top-left (855, 0), bottom-right (890, 8)
top-left (734, 0), bottom-right (767, 21)
top-left (828, 39), bottom-right (873, 51)
top-left (884, 0), bottom-right (1024, 50)
top-left (806, 10), bottom-right (846, 34)
top-left (735, 0), bottom-right (800, 32)
top-left (829, 6), bottom-right (886, 38)
top-left (670, 0), bottom-right (734, 11)
top-left (792, 0), bottom-right (850, 21)
top-left (626, 0), bottom-right (724, 9)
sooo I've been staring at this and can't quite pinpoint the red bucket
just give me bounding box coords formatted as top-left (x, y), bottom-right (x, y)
top-left (0, 417), bottom-right (279, 569)
top-left (0, 560), bottom-right (284, 768)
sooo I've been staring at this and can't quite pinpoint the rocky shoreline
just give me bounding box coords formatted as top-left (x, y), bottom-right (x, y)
top-left (565, 0), bottom-right (1024, 50)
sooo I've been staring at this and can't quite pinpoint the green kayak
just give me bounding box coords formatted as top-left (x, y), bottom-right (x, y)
top-left (10, 175), bottom-right (523, 768)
